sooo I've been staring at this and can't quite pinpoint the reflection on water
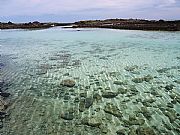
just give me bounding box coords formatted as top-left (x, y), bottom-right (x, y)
top-left (0, 28), bottom-right (180, 135)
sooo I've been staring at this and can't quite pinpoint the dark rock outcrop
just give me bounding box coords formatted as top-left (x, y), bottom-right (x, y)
top-left (0, 22), bottom-right (72, 30)
top-left (74, 19), bottom-right (180, 31)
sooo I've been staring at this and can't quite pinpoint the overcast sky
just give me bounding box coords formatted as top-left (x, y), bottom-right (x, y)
top-left (0, 0), bottom-right (180, 22)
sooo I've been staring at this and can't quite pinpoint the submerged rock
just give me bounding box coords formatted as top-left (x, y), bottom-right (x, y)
top-left (81, 116), bottom-right (102, 127)
top-left (143, 75), bottom-right (154, 82)
top-left (150, 87), bottom-right (159, 96)
top-left (61, 108), bottom-right (75, 120)
top-left (163, 109), bottom-right (177, 123)
top-left (104, 103), bottom-right (122, 118)
top-left (167, 102), bottom-right (174, 108)
top-left (174, 80), bottom-right (180, 84)
top-left (132, 75), bottom-right (153, 83)
top-left (157, 68), bottom-right (170, 73)
top-left (116, 128), bottom-right (126, 135)
top-left (118, 87), bottom-right (128, 94)
top-left (85, 97), bottom-right (94, 108)
top-left (125, 65), bottom-right (138, 72)
top-left (140, 107), bottom-right (151, 119)
top-left (142, 98), bottom-right (156, 104)
top-left (63, 73), bottom-right (70, 76)
top-left (36, 69), bottom-right (47, 75)
top-left (0, 92), bottom-right (10, 98)
top-left (60, 79), bottom-right (75, 87)
top-left (93, 93), bottom-right (102, 102)
top-left (136, 127), bottom-right (156, 135)
top-left (0, 111), bottom-right (7, 123)
top-left (164, 84), bottom-right (174, 90)
top-left (61, 111), bottom-right (74, 120)
top-left (80, 92), bottom-right (87, 98)
top-left (132, 77), bottom-right (144, 83)
top-left (113, 80), bottom-right (128, 85)
top-left (102, 91), bottom-right (118, 98)
top-left (123, 118), bottom-right (145, 126)
top-left (79, 99), bottom-right (85, 112)
top-left (79, 97), bottom-right (94, 112)
top-left (0, 98), bottom-right (8, 111)
top-left (100, 125), bottom-right (109, 134)
top-left (74, 97), bottom-right (80, 102)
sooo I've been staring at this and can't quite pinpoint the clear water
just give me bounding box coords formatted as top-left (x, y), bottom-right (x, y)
top-left (0, 27), bottom-right (180, 135)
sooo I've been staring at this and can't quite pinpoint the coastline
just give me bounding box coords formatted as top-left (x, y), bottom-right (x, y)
top-left (0, 21), bottom-right (72, 30)
top-left (0, 26), bottom-right (180, 135)
top-left (1, 19), bottom-right (180, 31)
top-left (73, 19), bottom-right (180, 31)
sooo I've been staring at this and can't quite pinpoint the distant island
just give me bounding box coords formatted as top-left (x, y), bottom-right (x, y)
top-left (1, 19), bottom-right (180, 31)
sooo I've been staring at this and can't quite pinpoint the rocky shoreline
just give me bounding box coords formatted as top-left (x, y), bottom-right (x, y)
top-left (1, 19), bottom-right (180, 31)
top-left (73, 19), bottom-right (180, 31)
top-left (0, 21), bottom-right (72, 30)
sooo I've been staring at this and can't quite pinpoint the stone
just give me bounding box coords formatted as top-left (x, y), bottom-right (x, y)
top-left (129, 85), bottom-right (138, 92)
top-left (169, 93), bottom-right (176, 99)
top-left (132, 75), bottom-right (153, 83)
top-left (79, 99), bottom-right (85, 112)
top-left (116, 129), bottom-right (126, 135)
top-left (165, 84), bottom-right (174, 90)
top-left (0, 111), bottom-right (7, 120)
top-left (104, 103), bottom-right (122, 118)
top-left (140, 107), bottom-right (151, 119)
top-left (60, 79), bottom-right (75, 87)
top-left (125, 65), bottom-right (138, 72)
top-left (102, 91), bottom-right (118, 98)
top-left (113, 81), bottom-right (128, 85)
top-left (0, 63), bottom-right (5, 70)
top-left (132, 77), bottom-right (144, 83)
top-left (79, 97), bottom-right (93, 111)
top-left (150, 90), bottom-right (159, 96)
top-left (163, 109), bottom-right (177, 123)
top-left (0, 92), bottom-right (10, 98)
top-left (0, 111), bottom-right (6, 116)
top-left (81, 116), bottom-right (102, 127)
top-left (143, 75), bottom-right (153, 82)
top-left (93, 93), bottom-right (102, 102)
top-left (118, 87), bottom-right (128, 94)
top-left (99, 125), bottom-right (109, 133)
top-left (157, 68), bottom-right (169, 73)
top-left (142, 98), bottom-right (156, 104)
top-left (85, 97), bottom-right (93, 108)
top-left (171, 99), bottom-right (177, 104)
top-left (167, 102), bottom-right (174, 108)
top-left (63, 73), bottom-right (70, 76)
top-left (128, 127), bottom-right (137, 135)
top-left (80, 92), bottom-right (87, 98)
top-left (136, 127), bottom-right (156, 135)
top-left (74, 97), bottom-right (80, 102)
top-left (123, 118), bottom-right (145, 126)
top-left (87, 117), bottom-right (102, 127)
top-left (0, 98), bottom-right (8, 111)
top-left (61, 111), bottom-right (74, 120)
top-left (174, 79), bottom-right (180, 84)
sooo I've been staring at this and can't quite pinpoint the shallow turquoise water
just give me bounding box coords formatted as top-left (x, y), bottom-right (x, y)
top-left (0, 27), bottom-right (180, 135)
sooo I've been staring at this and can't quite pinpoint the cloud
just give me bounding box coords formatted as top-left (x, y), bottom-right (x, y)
top-left (0, 0), bottom-right (179, 21)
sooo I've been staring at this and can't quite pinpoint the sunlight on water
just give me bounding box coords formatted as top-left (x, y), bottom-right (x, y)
top-left (0, 27), bottom-right (180, 135)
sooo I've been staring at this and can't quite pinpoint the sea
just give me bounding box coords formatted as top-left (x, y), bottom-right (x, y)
top-left (0, 27), bottom-right (180, 135)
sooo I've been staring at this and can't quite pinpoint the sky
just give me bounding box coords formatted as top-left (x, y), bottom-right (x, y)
top-left (0, 0), bottom-right (180, 22)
